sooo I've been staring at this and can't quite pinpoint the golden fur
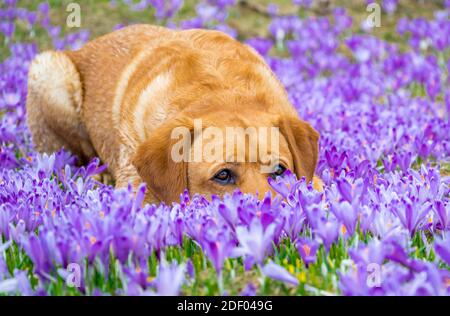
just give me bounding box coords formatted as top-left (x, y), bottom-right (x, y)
top-left (26, 25), bottom-right (321, 204)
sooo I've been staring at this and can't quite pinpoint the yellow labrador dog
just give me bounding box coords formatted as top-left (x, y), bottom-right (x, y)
top-left (26, 25), bottom-right (321, 204)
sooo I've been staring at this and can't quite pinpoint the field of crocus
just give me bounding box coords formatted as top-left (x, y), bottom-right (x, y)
top-left (0, 0), bottom-right (449, 296)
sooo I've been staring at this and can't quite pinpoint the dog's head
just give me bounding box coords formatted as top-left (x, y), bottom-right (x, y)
top-left (132, 109), bottom-right (319, 204)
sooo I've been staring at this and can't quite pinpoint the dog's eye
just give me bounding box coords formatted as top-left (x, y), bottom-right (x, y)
top-left (213, 169), bottom-right (235, 185)
top-left (271, 164), bottom-right (286, 179)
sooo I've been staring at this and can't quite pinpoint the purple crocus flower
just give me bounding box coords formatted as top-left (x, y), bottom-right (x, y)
top-left (186, 259), bottom-right (195, 279)
top-left (296, 237), bottom-right (319, 267)
top-left (435, 238), bottom-right (450, 266)
top-left (383, 0), bottom-right (398, 15)
top-left (0, 241), bottom-right (12, 278)
top-left (324, 146), bottom-right (346, 171)
top-left (0, 270), bottom-right (32, 295)
top-left (309, 211), bottom-right (340, 251)
top-left (21, 234), bottom-right (53, 276)
top-left (357, 238), bottom-right (386, 265)
top-left (391, 199), bottom-right (431, 236)
top-left (245, 37), bottom-right (273, 56)
top-left (261, 260), bottom-right (299, 286)
top-left (338, 264), bottom-right (373, 296)
top-left (434, 201), bottom-right (449, 231)
top-left (198, 226), bottom-right (236, 276)
top-left (330, 201), bottom-right (359, 237)
top-left (384, 238), bottom-right (411, 267)
top-left (154, 260), bottom-right (185, 296)
top-left (235, 218), bottom-right (276, 265)
top-left (240, 282), bottom-right (257, 296)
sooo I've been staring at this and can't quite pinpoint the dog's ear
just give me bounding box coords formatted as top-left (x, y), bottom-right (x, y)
top-left (132, 116), bottom-right (194, 204)
top-left (278, 115), bottom-right (319, 182)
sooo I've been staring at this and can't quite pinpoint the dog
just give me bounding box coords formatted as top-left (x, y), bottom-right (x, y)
top-left (26, 24), bottom-right (321, 204)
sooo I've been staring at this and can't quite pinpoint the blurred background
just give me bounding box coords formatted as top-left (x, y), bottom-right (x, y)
top-left (1, 0), bottom-right (448, 58)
